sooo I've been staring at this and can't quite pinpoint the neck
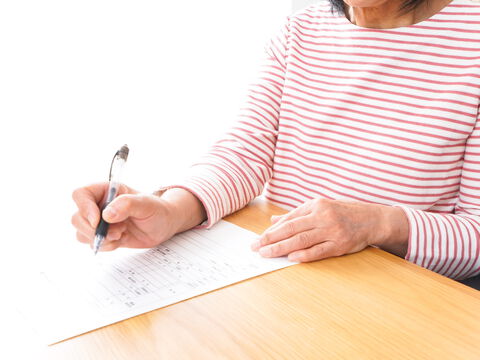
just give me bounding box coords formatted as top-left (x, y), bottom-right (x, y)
top-left (345, 0), bottom-right (452, 28)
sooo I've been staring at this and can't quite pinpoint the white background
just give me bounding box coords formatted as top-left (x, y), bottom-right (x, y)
top-left (0, 0), bottom-right (292, 357)
top-left (293, 0), bottom-right (320, 10)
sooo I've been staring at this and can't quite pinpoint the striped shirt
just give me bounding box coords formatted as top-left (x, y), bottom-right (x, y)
top-left (173, 0), bottom-right (480, 280)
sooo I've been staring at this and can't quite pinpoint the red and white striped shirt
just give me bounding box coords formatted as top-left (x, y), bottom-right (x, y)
top-left (173, 0), bottom-right (480, 280)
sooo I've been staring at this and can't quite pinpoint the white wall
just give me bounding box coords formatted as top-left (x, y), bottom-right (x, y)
top-left (292, 0), bottom-right (319, 11)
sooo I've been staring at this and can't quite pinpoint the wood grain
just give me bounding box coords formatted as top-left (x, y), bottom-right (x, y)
top-left (45, 199), bottom-right (480, 359)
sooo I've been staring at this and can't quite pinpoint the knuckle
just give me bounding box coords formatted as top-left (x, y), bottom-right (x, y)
top-left (71, 214), bottom-right (77, 227)
top-left (323, 208), bottom-right (337, 222)
top-left (312, 212), bottom-right (322, 223)
top-left (115, 195), bottom-right (131, 210)
top-left (297, 232), bottom-right (310, 248)
top-left (272, 243), bottom-right (283, 255)
top-left (267, 244), bottom-right (277, 256)
top-left (123, 195), bottom-right (135, 208)
top-left (311, 198), bottom-right (325, 212)
top-left (313, 246), bottom-right (325, 259)
top-left (135, 194), bottom-right (147, 203)
top-left (286, 221), bottom-right (296, 236)
top-left (71, 188), bottom-right (81, 201)
top-left (261, 233), bottom-right (271, 246)
top-left (72, 187), bottom-right (88, 203)
top-left (297, 251), bottom-right (311, 262)
top-left (76, 231), bottom-right (88, 244)
top-left (314, 198), bottom-right (325, 206)
top-left (322, 202), bottom-right (333, 212)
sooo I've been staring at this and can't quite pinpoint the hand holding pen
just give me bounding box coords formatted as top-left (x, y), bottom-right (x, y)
top-left (71, 145), bottom-right (207, 253)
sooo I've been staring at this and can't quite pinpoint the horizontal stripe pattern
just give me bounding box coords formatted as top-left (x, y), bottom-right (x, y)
top-left (175, 0), bottom-right (480, 280)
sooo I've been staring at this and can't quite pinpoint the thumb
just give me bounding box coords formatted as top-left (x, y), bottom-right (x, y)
top-left (102, 194), bottom-right (158, 223)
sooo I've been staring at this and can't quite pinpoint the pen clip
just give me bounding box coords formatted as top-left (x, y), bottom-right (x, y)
top-left (108, 150), bottom-right (121, 182)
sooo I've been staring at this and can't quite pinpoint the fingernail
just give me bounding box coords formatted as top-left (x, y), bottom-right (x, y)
top-left (103, 206), bottom-right (117, 220)
top-left (259, 247), bottom-right (271, 257)
top-left (251, 240), bottom-right (261, 251)
top-left (88, 214), bottom-right (97, 227)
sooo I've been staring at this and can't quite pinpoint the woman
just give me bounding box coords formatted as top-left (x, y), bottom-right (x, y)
top-left (71, 0), bottom-right (480, 280)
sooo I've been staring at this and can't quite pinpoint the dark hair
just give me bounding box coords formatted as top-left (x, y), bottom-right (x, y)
top-left (329, 0), bottom-right (427, 15)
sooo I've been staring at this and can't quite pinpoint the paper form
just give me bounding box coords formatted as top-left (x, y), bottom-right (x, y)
top-left (18, 220), bottom-right (296, 345)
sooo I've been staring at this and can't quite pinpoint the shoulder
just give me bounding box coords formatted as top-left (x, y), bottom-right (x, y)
top-left (436, 0), bottom-right (480, 20)
top-left (450, 0), bottom-right (480, 9)
top-left (423, 0), bottom-right (480, 41)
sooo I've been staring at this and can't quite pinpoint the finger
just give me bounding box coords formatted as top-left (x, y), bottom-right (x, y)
top-left (105, 223), bottom-right (128, 241)
top-left (77, 228), bottom-right (125, 250)
top-left (76, 231), bottom-right (92, 245)
top-left (72, 212), bottom-right (126, 241)
top-left (270, 214), bottom-right (284, 224)
top-left (72, 183), bottom-right (134, 227)
top-left (288, 241), bottom-right (339, 262)
top-left (98, 238), bottom-right (123, 252)
top-left (102, 194), bottom-right (159, 223)
top-left (263, 202), bottom-right (312, 234)
top-left (101, 231), bottom-right (142, 251)
top-left (71, 212), bottom-right (95, 239)
top-left (252, 214), bottom-right (315, 250)
top-left (72, 184), bottom-right (106, 227)
top-left (95, 226), bottom-right (129, 251)
top-left (258, 229), bottom-right (321, 258)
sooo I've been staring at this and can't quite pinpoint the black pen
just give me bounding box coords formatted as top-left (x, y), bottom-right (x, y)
top-left (93, 145), bottom-right (129, 254)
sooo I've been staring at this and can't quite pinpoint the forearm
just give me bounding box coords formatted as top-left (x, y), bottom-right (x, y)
top-left (395, 207), bottom-right (480, 279)
top-left (157, 188), bottom-right (207, 233)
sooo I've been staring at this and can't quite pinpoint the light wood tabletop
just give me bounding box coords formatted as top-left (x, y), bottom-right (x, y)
top-left (39, 200), bottom-right (480, 359)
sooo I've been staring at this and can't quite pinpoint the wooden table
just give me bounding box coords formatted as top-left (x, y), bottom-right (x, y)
top-left (42, 200), bottom-right (480, 359)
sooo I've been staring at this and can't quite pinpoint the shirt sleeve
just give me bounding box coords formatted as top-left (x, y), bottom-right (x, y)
top-left (397, 110), bottom-right (480, 280)
top-left (167, 19), bottom-right (291, 228)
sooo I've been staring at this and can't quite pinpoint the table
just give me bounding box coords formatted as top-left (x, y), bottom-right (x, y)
top-left (38, 200), bottom-right (480, 359)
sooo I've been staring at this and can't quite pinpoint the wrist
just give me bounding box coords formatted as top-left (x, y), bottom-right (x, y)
top-left (155, 187), bottom-right (207, 233)
top-left (372, 204), bottom-right (409, 258)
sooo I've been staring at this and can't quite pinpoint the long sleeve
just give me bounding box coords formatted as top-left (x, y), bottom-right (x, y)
top-left (398, 111), bottom-right (480, 280)
top-left (166, 2), bottom-right (480, 281)
top-left (169, 19), bottom-right (291, 227)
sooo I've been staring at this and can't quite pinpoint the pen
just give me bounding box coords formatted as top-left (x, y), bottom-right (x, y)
top-left (93, 144), bottom-right (129, 254)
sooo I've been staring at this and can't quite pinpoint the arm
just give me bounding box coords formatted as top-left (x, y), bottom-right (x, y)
top-left (393, 114), bottom-right (480, 280)
top-left (253, 115), bottom-right (480, 281)
top-left (166, 19), bottom-right (292, 228)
